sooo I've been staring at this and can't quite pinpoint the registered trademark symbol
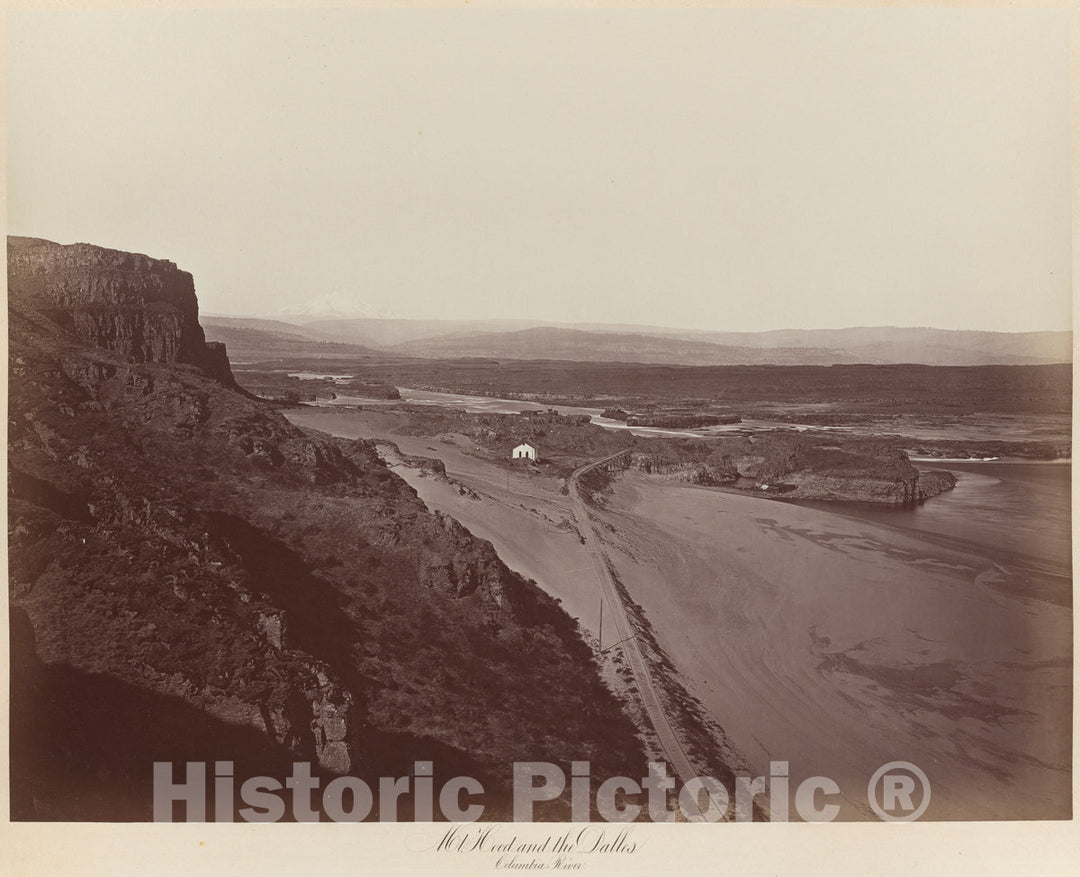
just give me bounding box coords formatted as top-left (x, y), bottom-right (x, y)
top-left (868, 761), bottom-right (931, 822)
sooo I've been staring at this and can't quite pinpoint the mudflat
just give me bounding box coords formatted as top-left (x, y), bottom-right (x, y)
top-left (598, 474), bottom-right (1071, 821)
top-left (287, 406), bottom-right (1071, 821)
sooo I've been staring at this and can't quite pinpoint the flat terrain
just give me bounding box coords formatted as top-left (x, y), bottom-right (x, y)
top-left (597, 474), bottom-right (1071, 821)
top-left (255, 357), bottom-right (1072, 414)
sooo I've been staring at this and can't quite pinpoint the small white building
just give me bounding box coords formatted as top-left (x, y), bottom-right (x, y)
top-left (512, 442), bottom-right (537, 461)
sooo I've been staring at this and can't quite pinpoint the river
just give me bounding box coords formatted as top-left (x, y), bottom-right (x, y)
top-left (288, 402), bottom-right (1073, 819)
top-left (309, 386), bottom-right (1071, 446)
top-left (793, 460), bottom-right (1072, 599)
top-left (300, 390), bottom-right (1072, 575)
top-left (310, 387), bottom-right (830, 437)
top-left (299, 391), bottom-right (1071, 576)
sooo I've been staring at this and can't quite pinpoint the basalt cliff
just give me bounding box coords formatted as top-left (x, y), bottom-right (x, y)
top-left (8, 237), bottom-right (645, 820)
top-left (630, 435), bottom-right (957, 505)
top-left (8, 236), bottom-right (234, 384)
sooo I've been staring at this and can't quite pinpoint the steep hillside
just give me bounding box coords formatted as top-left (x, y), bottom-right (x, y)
top-left (7, 238), bottom-right (646, 820)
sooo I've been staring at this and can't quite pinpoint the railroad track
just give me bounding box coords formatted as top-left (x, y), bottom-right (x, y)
top-left (568, 451), bottom-right (711, 822)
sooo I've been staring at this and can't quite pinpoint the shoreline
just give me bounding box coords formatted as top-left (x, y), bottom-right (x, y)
top-left (595, 473), bottom-right (1071, 820)
top-left (284, 406), bottom-right (1072, 820)
top-left (908, 455), bottom-right (1071, 464)
top-left (276, 394), bottom-right (1070, 458)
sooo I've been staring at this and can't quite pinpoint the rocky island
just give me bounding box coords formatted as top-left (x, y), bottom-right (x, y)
top-left (627, 436), bottom-right (957, 505)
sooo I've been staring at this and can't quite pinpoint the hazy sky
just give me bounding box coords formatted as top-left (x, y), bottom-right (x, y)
top-left (7, 8), bottom-right (1072, 332)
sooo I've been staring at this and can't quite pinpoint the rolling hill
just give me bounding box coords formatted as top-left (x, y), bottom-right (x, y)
top-left (384, 324), bottom-right (1072, 367)
top-left (388, 326), bottom-right (866, 366)
top-left (249, 315), bottom-right (1071, 367)
top-left (201, 315), bottom-right (383, 362)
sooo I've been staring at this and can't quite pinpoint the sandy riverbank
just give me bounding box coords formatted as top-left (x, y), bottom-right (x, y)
top-left (285, 408), bottom-right (605, 633)
top-left (596, 474), bottom-right (1071, 821)
top-left (287, 407), bottom-right (1071, 821)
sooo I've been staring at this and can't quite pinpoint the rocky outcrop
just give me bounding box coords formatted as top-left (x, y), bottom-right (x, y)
top-left (630, 453), bottom-right (737, 486)
top-left (630, 436), bottom-right (957, 505)
top-left (767, 468), bottom-right (956, 504)
top-left (915, 469), bottom-right (959, 501)
top-left (8, 236), bottom-right (234, 385)
top-left (750, 449), bottom-right (958, 504)
top-left (416, 511), bottom-right (521, 608)
top-left (625, 412), bottom-right (740, 428)
top-left (8, 237), bottom-right (646, 819)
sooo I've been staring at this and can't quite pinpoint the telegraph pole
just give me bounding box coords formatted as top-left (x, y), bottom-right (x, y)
top-left (598, 596), bottom-right (603, 652)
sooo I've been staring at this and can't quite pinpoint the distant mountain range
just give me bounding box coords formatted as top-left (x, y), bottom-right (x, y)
top-left (200, 316), bottom-right (382, 362)
top-left (274, 292), bottom-right (401, 321)
top-left (202, 315), bottom-right (1073, 366)
top-left (387, 326), bottom-right (864, 366)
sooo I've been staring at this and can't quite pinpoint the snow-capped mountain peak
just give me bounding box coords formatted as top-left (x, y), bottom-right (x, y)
top-left (276, 292), bottom-right (401, 320)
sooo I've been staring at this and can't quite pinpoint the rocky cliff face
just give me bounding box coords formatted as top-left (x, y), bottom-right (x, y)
top-left (913, 469), bottom-right (959, 501)
top-left (629, 436), bottom-right (957, 505)
top-left (768, 467), bottom-right (957, 504)
top-left (8, 238), bottom-right (645, 820)
top-left (629, 455), bottom-right (737, 487)
top-left (8, 236), bottom-right (234, 384)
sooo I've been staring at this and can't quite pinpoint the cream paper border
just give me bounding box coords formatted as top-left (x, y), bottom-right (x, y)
top-left (0, 1), bottom-right (1076, 874)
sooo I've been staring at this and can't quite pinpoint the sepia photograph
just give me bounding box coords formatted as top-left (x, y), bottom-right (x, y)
top-left (3, 2), bottom-right (1075, 873)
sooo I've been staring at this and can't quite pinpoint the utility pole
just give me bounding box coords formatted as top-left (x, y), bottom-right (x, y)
top-left (598, 596), bottom-right (603, 652)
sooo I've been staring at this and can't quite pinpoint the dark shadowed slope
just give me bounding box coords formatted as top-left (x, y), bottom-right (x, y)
top-left (8, 236), bottom-right (647, 820)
